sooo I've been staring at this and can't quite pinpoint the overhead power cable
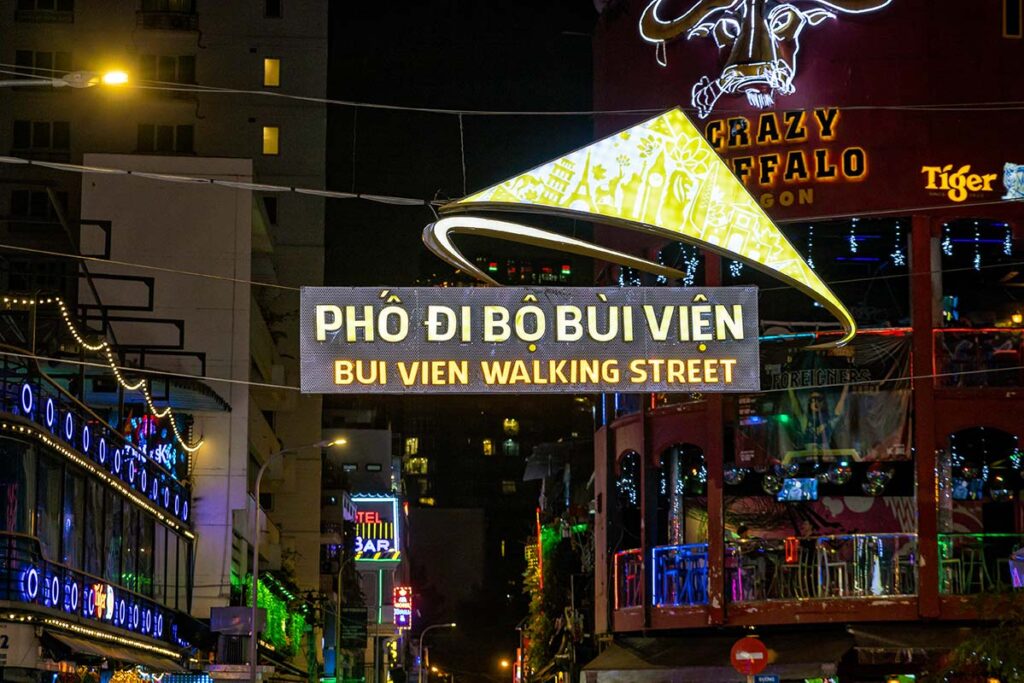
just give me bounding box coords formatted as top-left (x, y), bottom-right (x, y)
top-left (3, 64), bottom-right (1024, 117)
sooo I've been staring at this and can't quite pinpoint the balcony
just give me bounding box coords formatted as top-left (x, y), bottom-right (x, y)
top-left (652, 543), bottom-right (708, 607)
top-left (0, 533), bottom-right (181, 648)
top-left (135, 9), bottom-right (196, 30)
top-left (613, 549), bottom-right (642, 610)
top-left (934, 328), bottom-right (1024, 388)
top-left (938, 533), bottom-right (1024, 594)
top-left (724, 533), bottom-right (918, 602)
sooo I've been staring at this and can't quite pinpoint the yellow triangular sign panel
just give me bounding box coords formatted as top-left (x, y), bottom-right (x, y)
top-left (444, 108), bottom-right (855, 344)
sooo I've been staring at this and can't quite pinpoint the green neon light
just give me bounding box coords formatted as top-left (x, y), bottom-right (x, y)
top-left (242, 575), bottom-right (307, 656)
top-left (377, 569), bottom-right (383, 625)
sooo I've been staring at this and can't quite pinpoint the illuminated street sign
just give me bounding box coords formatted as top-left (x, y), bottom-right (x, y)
top-left (301, 286), bottom-right (759, 394)
top-left (393, 586), bottom-right (412, 629)
top-left (352, 494), bottom-right (401, 562)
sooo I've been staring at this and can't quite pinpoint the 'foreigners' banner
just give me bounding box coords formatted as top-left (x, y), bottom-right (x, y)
top-left (736, 334), bottom-right (911, 465)
top-left (300, 287), bottom-right (760, 394)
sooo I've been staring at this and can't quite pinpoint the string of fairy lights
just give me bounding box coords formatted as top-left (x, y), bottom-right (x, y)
top-left (4, 296), bottom-right (202, 454)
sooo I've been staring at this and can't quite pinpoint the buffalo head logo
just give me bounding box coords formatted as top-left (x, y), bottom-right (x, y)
top-left (640, 0), bottom-right (892, 118)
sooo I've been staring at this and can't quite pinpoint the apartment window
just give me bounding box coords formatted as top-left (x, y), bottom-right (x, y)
top-left (15, 0), bottom-right (74, 22)
top-left (141, 0), bottom-right (195, 12)
top-left (365, 463), bottom-right (382, 472)
top-left (137, 124), bottom-right (194, 154)
top-left (418, 497), bottom-right (435, 507)
top-left (265, 0), bottom-right (281, 18)
top-left (501, 480), bottom-right (517, 495)
top-left (263, 58), bottom-right (280, 87)
top-left (404, 457), bottom-right (428, 475)
top-left (503, 418), bottom-right (520, 436)
top-left (14, 50), bottom-right (72, 77)
top-left (9, 189), bottom-right (67, 221)
top-left (262, 196), bottom-right (278, 224)
top-left (404, 437), bottom-right (419, 456)
top-left (482, 438), bottom-right (494, 457)
top-left (138, 54), bottom-right (196, 83)
top-left (1006, 0), bottom-right (1023, 37)
top-left (502, 439), bottom-right (519, 458)
top-left (262, 126), bottom-right (279, 155)
top-left (12, 120), bottom-right (70, 152)
top-left (342, 463), bottom-right (357, 472)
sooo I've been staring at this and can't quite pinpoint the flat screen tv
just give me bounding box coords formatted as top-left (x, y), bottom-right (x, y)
top-left (778, 477), bottom-right (818, 502)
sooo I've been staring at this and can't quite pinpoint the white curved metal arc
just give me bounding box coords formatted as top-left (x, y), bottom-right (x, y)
top-left (423, 217), bottom-right (685, 286)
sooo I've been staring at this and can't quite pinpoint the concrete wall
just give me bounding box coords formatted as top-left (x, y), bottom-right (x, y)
top-left (80, 153), bottom-right (252, 618)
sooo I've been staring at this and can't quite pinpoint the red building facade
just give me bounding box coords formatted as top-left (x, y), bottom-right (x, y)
top-left (587, 1), bottom-right (1024, 679)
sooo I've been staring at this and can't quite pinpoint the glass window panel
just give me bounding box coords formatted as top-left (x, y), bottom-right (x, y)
top-left (123, 504), bottom-right (138, 591)
top-left (35, 452), bottom-right (62, 561)
top-left (12, 121), bottom-right (30, 149)
top-left (157, 56), bottom-right (176, 82)
top-left (28, 191), bottom-right (48, 218)
top-left (178, 55), bottom-right (196, 84)
top-left (153, 524), bottom-right (166, 605)
top-left (155, 125), bottom-right (174, 152)
top-left (138, 55), bottom-right (157, 81)
top-left (34, 52), bottom-right (52, 74)
top-left (139, 514), bottom-right (154, 597)
top-left (51, 122), bottom-right (69, 150)
top-left (84, 478), bottom-right (103, 576)
top-left (103, 491), bottom-right (121, 584)
top-left (137, 124), bottom-right (155, 153)
top-left (54, 52), bottom-right (71, 74)
top-left (61, 468), bottom-right (84, 567)
top-left (10, 191), bottom-right (29, 217)
top-left (14, 51), bottom-right (33, 76)
top-left (31, 122), bottom-right (50, 149)
top-left (176, 537), bottom-right (187, 610)
top-left (263, 58), bottom-right (280, 87)
top-left (175, 125), bottom-right (194, 153)
top-left (262, 126), bottom-right (279, 155)
top-left (0, 438), bottom-right (35, 534)
top-left (166, 535), bottom-right (177, 609)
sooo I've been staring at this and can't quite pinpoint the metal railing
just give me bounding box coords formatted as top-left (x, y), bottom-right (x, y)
top-left (725, 533), bottom-right (918, 602)
top-left (613, 549), bottom-right (643, 610)
top-left (934, 329), bottom-right (1024, 388)
top-left (0, 354), bottom-right (192, 526)
top-left (0, 533), bottom-right (182, 648)
top-left (651, 543), bottom-right (708, 607)
top-left (938, 533), bottom-right (1024, 594)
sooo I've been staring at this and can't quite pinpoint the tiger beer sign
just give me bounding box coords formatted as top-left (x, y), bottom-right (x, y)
top-left (300, 286), bottom-right (760, 394)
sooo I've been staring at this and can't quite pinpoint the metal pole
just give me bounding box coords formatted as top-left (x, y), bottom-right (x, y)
top-left (250, 450), bottom-right (287, 683)
top-left (335, 557), bottom-right (344, 678)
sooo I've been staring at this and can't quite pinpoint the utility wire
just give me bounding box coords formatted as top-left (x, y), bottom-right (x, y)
top-left (2, 241), bottom-right (1024, 297)
top-left (4, 65), bottom-right (1024, 116)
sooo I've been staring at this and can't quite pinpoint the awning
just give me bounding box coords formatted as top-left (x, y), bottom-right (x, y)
top-left (45, 631), bottom-right (185, 672)
top-left (583, 632), bottom-right (854, 682)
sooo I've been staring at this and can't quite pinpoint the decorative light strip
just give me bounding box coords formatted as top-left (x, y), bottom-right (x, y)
top-left (0, 419), bottom-right (194, 538)
top-left (40, 616), bottom-right (184, 659)
top-left (2, 296), bottom-right (202, 453)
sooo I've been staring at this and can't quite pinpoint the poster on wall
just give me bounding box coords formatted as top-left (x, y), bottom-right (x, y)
top-left (736, 334), bottom-right (911, 466)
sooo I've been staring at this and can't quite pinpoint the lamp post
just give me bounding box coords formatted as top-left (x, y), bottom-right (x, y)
top-left (417, 622), bottom-right (456, 683)
top-left (0, 69), bottom-right (129, 89)
top-left (249, 437), bottom-right (347, 683)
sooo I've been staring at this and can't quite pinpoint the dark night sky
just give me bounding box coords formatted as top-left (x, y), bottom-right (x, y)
top-left (325, 3), bottom-right (599, 680)
top-left (326, 0), bottom-right (598, 287)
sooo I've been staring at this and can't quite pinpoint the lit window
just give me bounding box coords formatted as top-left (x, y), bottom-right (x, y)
top-left (418, 497), bottom-right (435, 506)
top-left (503, 418), bottom-right (520, 437)
top-left (501, 480), bottom-right (517, 495)
top-left (262, 126), bottom-right (279, 155)
top-left (263, 58), bottom-right (280, 87)
top-left (404, 457), bottom-right (428, 475)
top-left (482, 439), bottom-right (494, 457)
top-left (404, 437), bottom-right (419, 456)
top-left (502, 439), bottom-right (519, 458)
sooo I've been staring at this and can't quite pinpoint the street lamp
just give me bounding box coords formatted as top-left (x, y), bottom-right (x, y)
top-left (417, 622), bottom-right (457, 683)
top-left (0, 69), bottom-right (129, 89)
top-left (249, 437), bottom-right (348, 683)
top-left (499, 659), bottom-right (510, 669)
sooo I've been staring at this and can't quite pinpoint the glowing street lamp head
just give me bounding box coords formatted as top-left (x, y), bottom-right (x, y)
top-left (330, 437), bottom-right (348, 446)
top-left (100, 70), bottom-right (129, 86)
top-left (500, 659), bottom-right (511, 669)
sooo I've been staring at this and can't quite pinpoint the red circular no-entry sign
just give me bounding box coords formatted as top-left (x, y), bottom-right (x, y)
top-left (730, 636), bottom-right (769, 676)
